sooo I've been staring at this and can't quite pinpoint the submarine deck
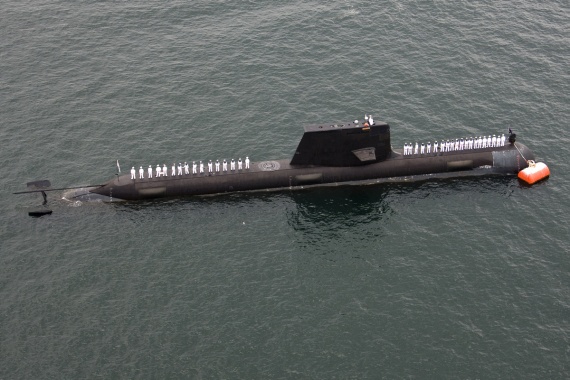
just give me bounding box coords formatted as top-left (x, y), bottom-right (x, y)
top-left (92, 142), bottom-right (533, 200)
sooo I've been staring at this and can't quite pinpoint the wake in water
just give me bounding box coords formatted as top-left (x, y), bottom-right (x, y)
top-left (340, 1), bottom-right (360, 17)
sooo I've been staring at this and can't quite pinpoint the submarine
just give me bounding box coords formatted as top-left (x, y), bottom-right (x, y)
top-left (59, 116), bottom-right (538, 202)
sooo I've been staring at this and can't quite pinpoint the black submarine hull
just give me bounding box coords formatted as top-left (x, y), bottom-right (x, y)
top-left (90, 143), bottom-right (534, 201)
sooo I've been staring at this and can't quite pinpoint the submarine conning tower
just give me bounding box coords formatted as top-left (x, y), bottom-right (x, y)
top-left (290, 121), bottom-right (391, 167)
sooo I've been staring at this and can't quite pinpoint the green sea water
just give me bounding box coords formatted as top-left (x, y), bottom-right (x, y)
top-left (1, 1), bottom-right (569, 378)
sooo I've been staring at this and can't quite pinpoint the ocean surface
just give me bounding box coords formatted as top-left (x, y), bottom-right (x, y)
top-left (1, 1), bottom-right (569, 378)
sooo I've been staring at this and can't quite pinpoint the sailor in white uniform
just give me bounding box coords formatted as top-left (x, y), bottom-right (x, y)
top-left (156, 164), bottom-right (161, 177)
top-left (163, 164), bottom-right (168, 176)
top-left (459, 138), bottom-right (464, 150)
top-left (131, 167), bottom-right (136, 179)
top-left (245, 157), bottom-right (250, 169)
top-left (215, 160), bottom-right (220, 172)
top-left (222, 159), bottom-right (228, 171)
top-left (139, 166), bottom-right (144, 179)
top-left (184, 162), bottom-right (189, 175)
top-left (192, 161), bottom-right (197, 174)
top-left (414, 142), bottom-right (419, 155)
top-left (427, 142), bottom-right (431, 154)
top-left (501, 134), bottom-right (506, 146)
top-left (199, 161), bottom-right (204, 174)
top-left (420, 143), bottom-right (425, 154)
top-left (172, 163), bottom-right (176, 176)
top-left (148, 165), bottom-right (153, 179)
top-left (208, 160), bottom-right (213, 173)
top-left (231, 159), bottom-right (235, 171)
top-left (368, 115), bottom-right (374, 125)
top-left (433, 141), bottom-right (438, 153)
top-left (238, 158), bottom-right (243, 170)
top-left (177, 163), bottom-right (182, 176)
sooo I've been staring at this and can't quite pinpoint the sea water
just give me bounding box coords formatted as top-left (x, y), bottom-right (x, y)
top-left (1, 1), bottom-right (569, 378)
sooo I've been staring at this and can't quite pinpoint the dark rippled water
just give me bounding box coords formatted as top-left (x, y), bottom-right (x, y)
top-left (1, 1), bottom-right (569, 378)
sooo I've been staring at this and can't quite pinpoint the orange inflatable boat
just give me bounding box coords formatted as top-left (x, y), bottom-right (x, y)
top-left (518, 160), bottom-right (550, 185)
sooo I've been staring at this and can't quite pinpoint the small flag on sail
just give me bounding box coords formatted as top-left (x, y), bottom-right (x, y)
top-left (116, 160), bottom-right (121, 174)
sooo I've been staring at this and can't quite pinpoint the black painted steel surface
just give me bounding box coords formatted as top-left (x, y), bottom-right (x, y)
top-left (90, 122), bottom-right (534, 200)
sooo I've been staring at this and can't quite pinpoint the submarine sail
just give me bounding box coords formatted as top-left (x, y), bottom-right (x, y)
top-left (290, 121), bottom-right (391, 166)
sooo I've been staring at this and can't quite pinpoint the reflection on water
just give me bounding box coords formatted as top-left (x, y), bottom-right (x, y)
top-left (104, 175), bottom-right (522, 259)
top-left (285, 185), bottom-right (398, 258)
top-left (287, 186), bottom-right (394, 230)
top-left (284, 177), bottom-right (518, 257)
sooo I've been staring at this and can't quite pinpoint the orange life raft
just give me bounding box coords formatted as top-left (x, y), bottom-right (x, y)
top-left (518, 160), bottom-right (550, 185)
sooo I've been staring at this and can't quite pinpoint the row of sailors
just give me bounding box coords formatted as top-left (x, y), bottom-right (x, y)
top-left (131, 157), bottom-right (250, 179)
top-left (403, 134), bottom-right (506, 156)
